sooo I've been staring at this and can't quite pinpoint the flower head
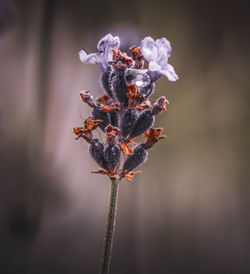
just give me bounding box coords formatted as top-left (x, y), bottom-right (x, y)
top-left (140, 36), bottom-right (179, 82)
top-left (79, 33), bottom-right (120, 72)
top-left (74, 33), bottom-right (178, 181)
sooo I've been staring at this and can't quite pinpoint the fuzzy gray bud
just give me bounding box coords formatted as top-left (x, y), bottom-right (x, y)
top-left (92, 106), bottom-right (110, 131)
top-left (89, 139), bottom-right (108, 170)
top-left (104, 145), bottom-right (121, 171)
top-left (122, 144), bottom-right (148, 172)
top-left (120, 109), bottom-right (138, 139)
top-left (130, 110), bottom-right (155, 138)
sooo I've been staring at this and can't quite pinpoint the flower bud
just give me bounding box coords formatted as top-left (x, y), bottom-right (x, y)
top-left (101, 69), bottom-right (115, 99)
top-left (109, 110), bottom-right (118, 127)
top-left (122, 144), bottom-right (148, 172)
top-left (104, 145), bottom-right (121, 171)
top-left (152, 96), bottom-right (169, 115)
top-left (92, 106), bottom-right (110, 131)
top-left (140, 82), bottom-right (155, 99)
top-left (130, 110), bottom-right (155, 138)
top-left (79, 90), bottom-right (97, 108)
top-left (125, 68), bottom-right (155, 99)
top-left (109, 64), bottom-right (128, 106)
top-left (89, 139), bottom-right (108, 170)
top-left (120, 109), bottom-right (138, 139)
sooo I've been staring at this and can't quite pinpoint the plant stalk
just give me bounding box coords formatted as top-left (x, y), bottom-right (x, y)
top-left (100, 178), bottom-right (119, 274)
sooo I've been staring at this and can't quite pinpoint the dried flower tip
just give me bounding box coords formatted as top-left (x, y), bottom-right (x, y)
top-left (105, 124), bottom-right (120, 136)
top-left (73, 117), bottom-right (103, 143)
top-left (91, 169), bottom-right (117, 179)
top-left (127, 84), bottom-right (144, 107)
top-left (112, 49), bottom-right (134, 67)
top-left (144, 128), bottom-right (166, 149)
top-left (129, 46), bottom-right (144, 69)
top-left (73, 127), bottom-right (83, 138)
top-left (84, 117), bottom-right (103, 131)
top-left (99, 105), bottom-right (116, 113)
top-left (79, 90), bottom-right (97, 108)
top-left (136, 101), bottom-right (152, 110)
top-left (122, 170), bottom-right (142, 182)
top-left (97, 95), bottom-right (116, 106)
top-left (105, 125), bottom-right (120, 145)
top-left (73, 127), bottom-right (93, 143)
top-left (152, 96), bottom-right (169, 115)
top-left (119, 141), bottom-right (133, 157)
top-left (129, 46), bottom-right (143, 60)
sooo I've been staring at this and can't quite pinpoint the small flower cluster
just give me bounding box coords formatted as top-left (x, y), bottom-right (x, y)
top-left (74, 34), bottom-right (178, 181)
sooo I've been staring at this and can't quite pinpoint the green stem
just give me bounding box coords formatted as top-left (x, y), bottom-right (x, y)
top-left (100, 178), bottom-right (119, 274)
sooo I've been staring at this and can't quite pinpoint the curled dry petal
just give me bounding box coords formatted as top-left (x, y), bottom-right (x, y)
top-left (129, 46), bottom-right (144, 69)
top-left (122, 171), bottom-right (142, 182)
top-left (112, 49), bottom-right (134, 67)
top-left (119, 141), bottom-right (133, 157)
top-left (84, 117), bottom-right (103, 131)
top-left (73, 117), bottom-right (103, 143)
top-left (152, 96), bottom-right (169, 115)
top-left (91, 169), bottom-right (116, 179)
top-left (144, 128), bottom-right (166, 149)
top-left (105, 125), bottom-right (120, 145)
top-left (127, 84), bottom-right (144, 107)
top-left (73, 127), bottom-right (93, 143)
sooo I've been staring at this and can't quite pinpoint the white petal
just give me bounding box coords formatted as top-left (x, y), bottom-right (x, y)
top-left (79, 50), bottom-right (97, 64)
top-left (97, 33), bottom-right (120, 51)
top-left (156, 38), bottom-right (172, 58)
top-left (79, 50), bottom-right (106, 72)
top-left (148, 61), bottom-right (162, 71)
top-left (160, 64), bottom-right (179, 81)
top-left (140, 36), bottom-right (158, 62)
top-left (97, 34), bottom-right (120, 65)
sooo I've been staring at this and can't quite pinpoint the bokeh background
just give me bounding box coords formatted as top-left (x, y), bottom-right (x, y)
top-left (0, 0), bottom-right (250, 273)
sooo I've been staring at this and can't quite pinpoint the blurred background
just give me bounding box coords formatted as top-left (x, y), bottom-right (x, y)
top-left (0, 0), bottom-right (250, 273)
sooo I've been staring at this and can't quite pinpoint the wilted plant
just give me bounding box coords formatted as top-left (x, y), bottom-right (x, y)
top-left (73, 33), bottom-right (178, 274)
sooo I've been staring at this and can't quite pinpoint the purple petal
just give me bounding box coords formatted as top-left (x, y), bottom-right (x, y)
top-left (160, 64), bottom-right (179, 81)
top-left (140, 36), bottom-right (158, 62)
top-left (79, 50), bottom-right (106, 72)
top-left (97, 33), bottom-right (120, 52)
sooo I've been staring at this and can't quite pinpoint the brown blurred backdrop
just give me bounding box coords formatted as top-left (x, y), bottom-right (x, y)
top-left (0, 0), bottom-right (250, 273)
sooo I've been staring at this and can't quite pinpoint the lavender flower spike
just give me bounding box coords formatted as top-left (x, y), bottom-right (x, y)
top-left (140, 36), bottom-right (179, 82)
top-left (79, 33), bottom-right (120, 72)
